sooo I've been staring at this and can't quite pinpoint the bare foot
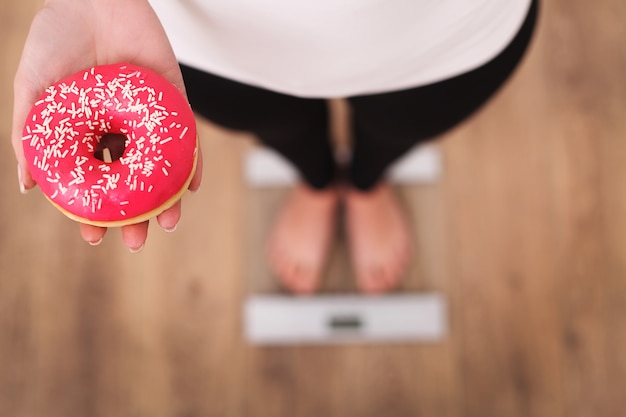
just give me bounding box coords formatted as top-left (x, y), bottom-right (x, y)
top-left (344, 182), bottom-right (412, 294)
top-left (267, 182), bottom-right (339, 294)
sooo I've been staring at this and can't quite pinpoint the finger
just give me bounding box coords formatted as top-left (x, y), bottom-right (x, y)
top-left (157, 200), bottom-right (181, 232)
top-left (189, 144), bottom-right (203, 192)
top-left (80, 223), bottom-right (107, 246)
top-left (12, 70), bottom-right (41, 191)
top-left (121, 221), bottom-right (150, 253)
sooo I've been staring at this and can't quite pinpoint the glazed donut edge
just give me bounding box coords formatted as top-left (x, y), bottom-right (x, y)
top-left (46, 140), bottom-right (198, 228)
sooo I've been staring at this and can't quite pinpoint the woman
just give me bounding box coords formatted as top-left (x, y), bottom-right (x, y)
top-left (12, 0), bottom-right (538, 293)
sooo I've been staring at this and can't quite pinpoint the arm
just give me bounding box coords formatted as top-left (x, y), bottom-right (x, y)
top-left (12, 0), bottom-right (202, 251)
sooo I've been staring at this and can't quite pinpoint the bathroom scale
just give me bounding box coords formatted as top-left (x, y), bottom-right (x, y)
top-left (242, 107), bottom-right (448, 345)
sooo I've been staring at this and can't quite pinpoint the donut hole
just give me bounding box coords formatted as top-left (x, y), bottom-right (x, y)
top-left (95, 133), bottom-right (127, 163)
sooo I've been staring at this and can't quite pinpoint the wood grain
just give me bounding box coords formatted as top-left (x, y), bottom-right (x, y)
top-left (2, 0), bottom-right (626, 416)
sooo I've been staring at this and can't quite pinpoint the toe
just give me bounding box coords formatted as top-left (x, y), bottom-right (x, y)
top-left (289, 263), bottom-right (317, 294)
top-left (268, 246), bottom-right (292, 288)
top-left (359, 265), bottom-right (386, 294)
top-left (295, 267), bottom-right (318, 294)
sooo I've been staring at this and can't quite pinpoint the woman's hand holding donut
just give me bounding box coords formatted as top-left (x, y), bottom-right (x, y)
top-left (12, 0), bottom-right (202, 251)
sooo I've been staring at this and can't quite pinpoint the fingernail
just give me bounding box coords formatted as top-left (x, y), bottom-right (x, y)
top-left (88, 237), bottom-right (103, 246)
top-left (164, 224), bottom-right (178, 233)
top-left (17, 164), bottom-right (28, 194)
top-left (129, 244), bottom-right (145, 254)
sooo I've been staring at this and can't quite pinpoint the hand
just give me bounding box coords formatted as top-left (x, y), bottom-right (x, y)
top-left (12, 0), bottom-right (202, 251)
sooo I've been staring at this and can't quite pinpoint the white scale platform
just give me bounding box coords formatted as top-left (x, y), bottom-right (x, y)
top-left (245, 294), bottom-right (446, 345)
top-left (244, 144), bottom-right (448, 345)
top-left (244, 143), bottom-right (442, 187)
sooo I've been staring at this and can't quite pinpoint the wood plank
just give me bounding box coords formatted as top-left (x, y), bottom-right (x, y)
top-left (443, 6), bottom-right (567, 414)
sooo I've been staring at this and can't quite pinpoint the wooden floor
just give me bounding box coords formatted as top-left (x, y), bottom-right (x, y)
top-left (2, 0), bottom-right (626, 416)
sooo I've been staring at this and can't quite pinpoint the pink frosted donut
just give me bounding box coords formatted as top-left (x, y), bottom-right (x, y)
top-left (22, 63), bottom-right (198, 227)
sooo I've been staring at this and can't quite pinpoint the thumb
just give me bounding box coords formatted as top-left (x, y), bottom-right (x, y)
top-left (12, 69), bottom-right (42, 193)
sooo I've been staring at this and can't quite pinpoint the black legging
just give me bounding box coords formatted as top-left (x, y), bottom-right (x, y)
top-left (181, 0), bottom-right (538, 191)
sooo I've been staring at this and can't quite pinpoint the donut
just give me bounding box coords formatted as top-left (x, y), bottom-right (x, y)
top-left (21, 63), bottom-right (198, 227)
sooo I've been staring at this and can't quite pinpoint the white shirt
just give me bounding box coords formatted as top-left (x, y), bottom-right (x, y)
top-left (150, 0), bottom-right (532, 97)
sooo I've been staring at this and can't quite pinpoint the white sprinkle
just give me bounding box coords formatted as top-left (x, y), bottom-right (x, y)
top-left (179, 126), bottom-right (188, 139)
top-left (69, 173), bottom-right (86, 186)
top-left (161, 167), bottom-right (169, 176)
top-left (120, 201), bottom-right (129, 206)
top-left (102, 148), bottom-right (113, 163)
top-left (120, 210), bottom-right (127, 216)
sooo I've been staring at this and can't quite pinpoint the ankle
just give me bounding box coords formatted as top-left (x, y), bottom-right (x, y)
top-left (343, 181), bottom-right (392, 205)
top-left (294, 181), bottom-right (340, 203)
